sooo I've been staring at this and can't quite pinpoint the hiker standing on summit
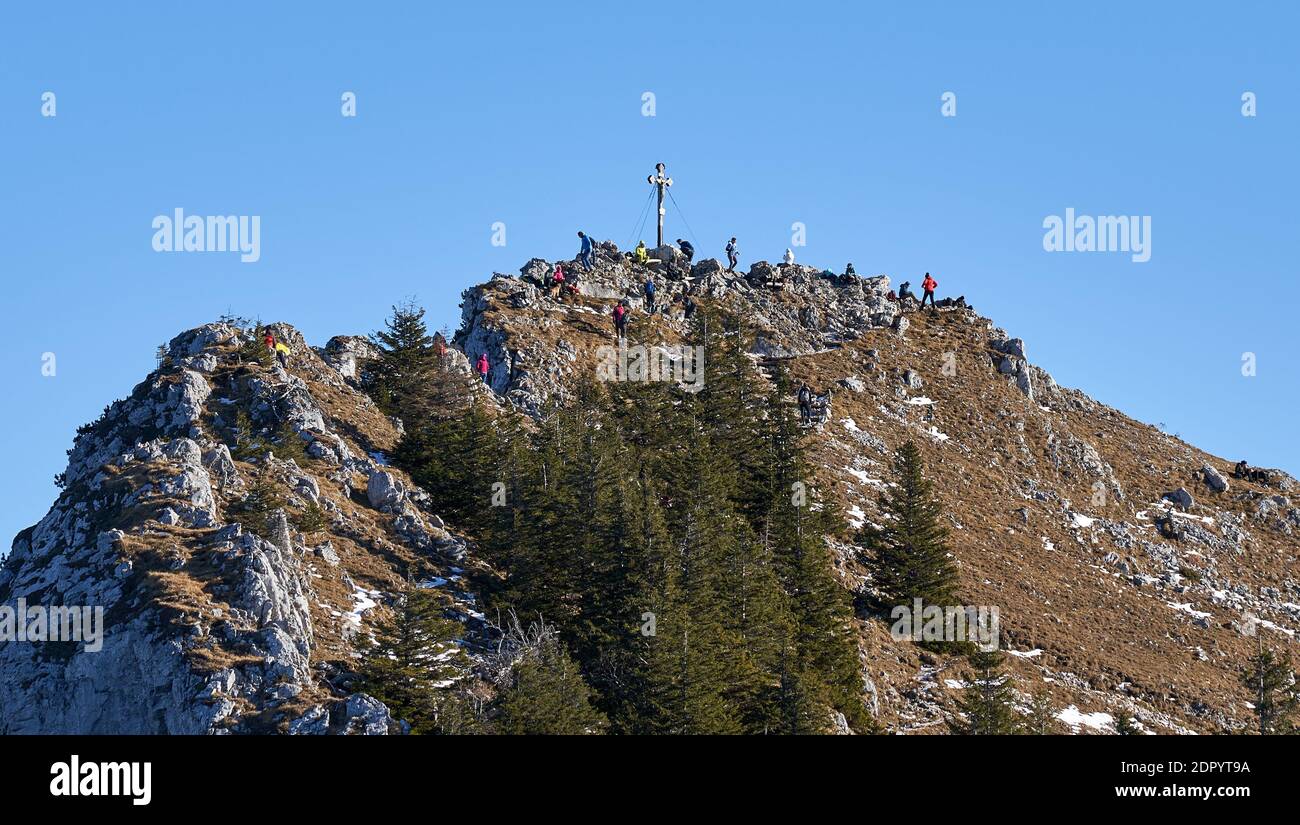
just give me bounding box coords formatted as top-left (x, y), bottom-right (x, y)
top-left (726, 237), bottom-right (739, 272)
top-left (920, 272), bottom-right (938, 313)
top-left (578, 231), bottom-right (595, 270)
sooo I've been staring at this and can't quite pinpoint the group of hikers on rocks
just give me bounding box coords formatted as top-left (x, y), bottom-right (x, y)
top-left (567, 230), bottom-right (957, 309)
top-left (544, 233), bottom-right (965, 378)
top-left (611, 277), bottom-right (696, 340)
top-left (261, 329), bottom-right (291, 368)
top-left (1234, 459), bottom-right (1275, 485)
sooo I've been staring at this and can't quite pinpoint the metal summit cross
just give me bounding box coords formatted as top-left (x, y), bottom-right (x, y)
top-left (646, 162), bottom-right (673, 248)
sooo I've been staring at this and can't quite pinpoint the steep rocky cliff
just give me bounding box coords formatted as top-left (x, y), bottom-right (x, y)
top-left (0, 323), bottom-right (486, 734)
top-left (4, 244), bottom-right (1298, 734)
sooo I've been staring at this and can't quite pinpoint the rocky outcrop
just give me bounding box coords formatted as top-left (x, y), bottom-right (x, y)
top-left (320, 335), bottom-right (380, 383)
top-left (454, 246), bottom-right (908, 417)
top-left (1202, 463), bottom-right (1230, 494)
top-left (0, 321), bottom-right (481, 734)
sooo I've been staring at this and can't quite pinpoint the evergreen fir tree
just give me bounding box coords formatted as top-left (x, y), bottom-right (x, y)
top-left (863, 441), bottom-right (959, 613)
top-left (358, 587), bottom-right (469, 735)
top-left (643, 406), bottom-right (747, 734)
top-left (238, 330), bottom-right (273, 367)
top-left (494, 629), bottom-right (607, 735)
top-left (269, 419), bottom-right (308, 463)
top-left (395, 400), bottom-right (500, 531)
top-left (755, 364), bottom-right (872, 732)
top-left (369, 300), bottom-right (439, 422)
top-left (1112, 710), bottom-right (1140, 735)
top-left (294, 500), bottom-right (329, 536)
top-left (229, 409), bottom-right (266, 461)
top-left (234, 475), bottom-right (285, 536)
top-left (1024, 689), bottom-right (1061, 734)
top-left (1240, 644), bottom-right (1298, 735)
top-left (948, 647), bottom-right (1020, 735)
top-left (384, 306), bottom-right (880, 736)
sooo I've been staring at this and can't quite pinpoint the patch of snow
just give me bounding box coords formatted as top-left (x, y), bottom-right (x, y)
top-left (343, 586), bottom-right (380, 635)
top-left (1041, 537), bottom-right (1056, 552)
top-left (1057, 705), bottom-right (1113, 732)
top-left (841, 418), bottom-right (861, 433)
top-left (845, 467), bottom-right (869, 483)
top-left (906, 396), bottom-right (937, 406)
top-left (924, 426), bottom-right (950, 442)
top-left (1070, 513), bottom-right (1095, 529)
top-left (1167, 601), bottom-right (1211, 620)
top-left (1008, 649), bottom-right (1043, 659)
top-left (1257, 618), bottom-right (1296, 637)
top-left (847, 504), bottom-right (866, 529)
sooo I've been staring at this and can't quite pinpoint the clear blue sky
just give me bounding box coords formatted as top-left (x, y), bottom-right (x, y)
top-left (2, 2), bottom-right (1296, 547)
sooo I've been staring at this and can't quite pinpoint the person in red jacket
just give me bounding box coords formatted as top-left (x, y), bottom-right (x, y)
top-left (477, 352), bottom-right (490, 385)
top-left (920, 273), bottom-right (938, 313)
top-left (612, 302), bottom-right (628, 340)
top-left (263, 330), bottom-right (276, 351)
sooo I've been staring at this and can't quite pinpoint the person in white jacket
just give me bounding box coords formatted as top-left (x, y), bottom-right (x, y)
top-left (783, 248), bottom-right (795, 265)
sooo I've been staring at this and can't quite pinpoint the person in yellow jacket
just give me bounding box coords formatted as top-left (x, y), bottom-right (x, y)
top-left (633, 241), bottom-right (649, 264)
top-left (274, 340), bottom-right (290, 368)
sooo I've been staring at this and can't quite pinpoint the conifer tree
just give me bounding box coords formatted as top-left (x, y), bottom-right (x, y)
top-left (1240, 644), bottom-right (1298, 735)
top-left (645, 408), bottom-right (747, 734)
top-left (359, 588), bottom-right (469, 734)
top-left (863, 441), bottom-right (959, 612)
top-left (238, 330), bottom-right (273, 368)
top-left (692, 308), bottom-right (770, 520)
top-left (948, 647), bottom-right (1020, 735)
top-left (395, 400), bottom-right (500, 531)
top-left (494, 629), bottom-right (607, 735)
top-left (229, 409), bottom-right (266, 461)
top-left (1024, 689), bottom-right (1061, 735)
top-left (235, 475), bottom-right (285, 536)
top-left (294, 500), bottom-right (329, 535)
top-left (757, 364), bottom-right (872, 732)
top-left (1112, 710), bottom-right (1140, 735)
top-left (370, 300), bottom-right (439, 422)
top-left (269, 419), bottom-right (308, 463)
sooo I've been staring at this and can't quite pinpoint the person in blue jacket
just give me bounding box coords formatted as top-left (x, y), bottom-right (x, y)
top-left (644, 278), bottom-right (657, 315)
top-left (578, 231), bottom-right (594, 270)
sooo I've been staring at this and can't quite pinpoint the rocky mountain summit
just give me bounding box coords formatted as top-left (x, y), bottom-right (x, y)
top-left (4, 244), bottom-right (1298, 734)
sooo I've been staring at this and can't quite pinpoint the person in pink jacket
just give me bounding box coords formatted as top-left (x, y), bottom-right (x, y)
top-left (477, 352), bottom-right (489, 385)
